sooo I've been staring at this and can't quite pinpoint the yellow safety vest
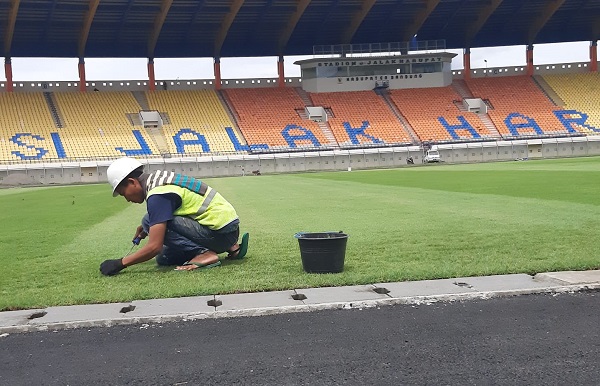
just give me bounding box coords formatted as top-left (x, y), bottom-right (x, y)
top-left (145, 171), bottom-right (238, 230)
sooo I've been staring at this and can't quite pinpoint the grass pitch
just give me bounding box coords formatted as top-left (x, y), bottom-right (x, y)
top-left (2, 157), bottom-right (600, 310)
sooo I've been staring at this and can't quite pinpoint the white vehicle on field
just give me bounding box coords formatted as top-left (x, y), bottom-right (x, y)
top-left (423, 149), bottom-right (441, 163)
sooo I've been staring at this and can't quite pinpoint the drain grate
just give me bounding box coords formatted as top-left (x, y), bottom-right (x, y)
top-left (291, 293), bottom-right (307, 301)
top-left (120, 305), bottom-right (136, 314)
top-left (207, 299), bottom-right (222, 307)
top-left (27, 311), bottom-right (47, 320)
top-left (454, 282), bottom-right (473, 289)
top-left (373, 287), bottom-right (390, 295)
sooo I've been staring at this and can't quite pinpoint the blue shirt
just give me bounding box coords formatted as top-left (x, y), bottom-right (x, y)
top-left (146, 193), bottom-right (182, 227)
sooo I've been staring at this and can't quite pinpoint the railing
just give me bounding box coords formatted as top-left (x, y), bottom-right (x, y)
top-left (313, 40), bottom-right (447, 57)
top-left (452, 61), bottom-right (592, 78)
top-left (0, 77), bottom-right (303, 93)
top-left (2, 135), bottom-right (599, 172)
top-left (0, 59), bottom-right (595, 93)
top-left (2, 136), bottom-right (600, 189)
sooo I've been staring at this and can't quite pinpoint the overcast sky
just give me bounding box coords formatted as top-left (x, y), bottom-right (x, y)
top-left (3, 41), bottom-right (593, 82)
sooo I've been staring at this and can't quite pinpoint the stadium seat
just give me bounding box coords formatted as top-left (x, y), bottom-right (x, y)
top-left (54, 91), bottom-right (159, 159)
top-left (542, 73), bottom-right (600, 134)
top-left (146, 90), bottom-right (243, 155)
top-left (388, 86), bottom-right (492, 142)
top-left (308, 90), bottom-right (411, 147)
top-left (0, 93), bottom-right (64, 162)
top-left (466, 76), bottom-right (564, 138)
top-left (224, 87), bottom-right (330, 151)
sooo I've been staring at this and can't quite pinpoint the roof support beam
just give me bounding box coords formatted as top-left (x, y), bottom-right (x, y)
top-left (403, 0), bottom-right (441, 41)
top-left (278, 0), bottom-right (311, 54)
top-left (78, 0), bottom-right (100, 58)
top-left (214, 0), bottom-right (245, 57)
top-left (341, 0), bottom-right (376, 44)
top-left (464, 0), bottom-right (504, 47)
top-left (527, 0), bottom-right (566, 44)
top-left (148, 0), bottom-right (173, 58)
top-left (4, 0), bottom-right (20, 57)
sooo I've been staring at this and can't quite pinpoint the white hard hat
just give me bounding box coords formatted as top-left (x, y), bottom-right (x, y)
top-left (107, 157), bottom-right (143, 197)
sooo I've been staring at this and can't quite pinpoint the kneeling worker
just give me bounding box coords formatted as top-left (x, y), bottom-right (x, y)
top-left (100, 157), bottom-right (249, 276)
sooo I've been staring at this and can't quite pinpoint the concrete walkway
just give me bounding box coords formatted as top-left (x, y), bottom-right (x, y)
top-left (2, 270), bottom-right (600, 334)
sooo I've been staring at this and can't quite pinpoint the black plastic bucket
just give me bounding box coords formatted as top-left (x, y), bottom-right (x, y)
top-left (294, 231), bottom-right (348, 273)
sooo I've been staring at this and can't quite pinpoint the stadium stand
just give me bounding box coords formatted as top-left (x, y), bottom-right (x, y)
top-left (1, 0), bottom-right (599, 169)
top-left (54, 91), bottom-right (159, 159)
top-left (388, 86), bottom-right (492, 142)
top-left (308, 91), bottom-right (412, 147)
top-left (0, 92), bottom-right (62, 162)
top-left (542, 73), bottom-right (600, 134)
top-left (145, 90), bottom-right (242, 155)
top-left (465, 76), bottom-right (566, 138)
top-left (4, 72), bottom-right (600, 164)
top-left (224, 87), bottom-right (330, 151)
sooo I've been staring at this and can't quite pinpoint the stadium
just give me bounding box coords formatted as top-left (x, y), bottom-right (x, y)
top-left (2, 0), bottom-right (600, 312)
top-left (1, 0), bottom-right (600, 183)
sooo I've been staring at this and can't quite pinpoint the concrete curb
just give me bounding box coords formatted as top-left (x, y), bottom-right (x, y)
top-left (2, 277), bottom-right (599, 335)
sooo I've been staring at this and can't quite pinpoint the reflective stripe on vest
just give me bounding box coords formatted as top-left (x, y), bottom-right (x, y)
top-left (197, 188), bottom-right (217, 216)
top-left (146, 170), bottom-right (209, 196)
top-left (145, 171), bottom-right (231, 224)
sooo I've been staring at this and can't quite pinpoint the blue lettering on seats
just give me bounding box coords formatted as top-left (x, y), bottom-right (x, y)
top-left (343, 121), bottom-right (383, 144)
top-left (281, 124), bottom-right (321, 148)
top-left (115, 130), bottom-right (152, 156)
top-left (504, 113), bottom-right (544, 136)
top-left (553, 110), bottom-right (596, 133)
top-left (50, 132), bottom-right (66, 158)
top-left (225, 127), bottom-right (268, 151)
top-left (10, 133), bottom-right (48, 160)
top-left (173, 128), bottom-right (210, 153)
top-left (438, 116), bottom-right (481, 139)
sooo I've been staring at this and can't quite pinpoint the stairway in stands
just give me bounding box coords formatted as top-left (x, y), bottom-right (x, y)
top-left (217, 90), bottom-right (249, 148)
top-left (532, 75), bottom-right (565, 106)
top-left (43, 92), bottom-right (65, 128)
top-left (451, 79), bottom-right (473, 99)
top-left (452, 79), bottom-right (501, 138)
top-left (375, 88), bottom-right (420, 145)
top-left (294, 87), bottom-right (339, 147)
top-left (132, 91), bottom-right (150, 110)
top-left (145, 126), bottom-right (170, 157)
top-left (131, 90), bottom-right (171, 156)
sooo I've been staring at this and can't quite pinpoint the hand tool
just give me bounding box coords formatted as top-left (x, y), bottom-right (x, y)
top-left (124, 236), bottom-right (141, 257)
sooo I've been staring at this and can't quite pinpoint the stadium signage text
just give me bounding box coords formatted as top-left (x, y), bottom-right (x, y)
top-left (339, 74), bottom-right (424, 83)
top-left (6, 109), bottom-right (597, 160)
top-left (317, 57), bottom-right (442, 67)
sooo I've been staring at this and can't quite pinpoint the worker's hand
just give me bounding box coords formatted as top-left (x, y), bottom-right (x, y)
top-left (134, 226), bottom-right (147, 242)
top-left (100, 259), bottom-right (125, 276)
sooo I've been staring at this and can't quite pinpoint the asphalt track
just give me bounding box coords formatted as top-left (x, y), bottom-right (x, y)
top-left (1, 291), bottom-right (599, 386)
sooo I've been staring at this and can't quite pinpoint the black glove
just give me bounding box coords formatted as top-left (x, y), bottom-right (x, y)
top-left (100, 259), bottom-right (125, 276)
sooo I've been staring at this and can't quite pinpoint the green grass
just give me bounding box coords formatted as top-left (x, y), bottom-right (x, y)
top-left (2, 157), bottom-right (600, 310)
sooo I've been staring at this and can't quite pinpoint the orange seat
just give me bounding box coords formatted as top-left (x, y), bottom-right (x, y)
top-left (225, 88), bottom-right (329, 149)
top-left (466, 76), bottom-right (563, 137)
top-left (389, 86), bottom-right (492, 142)
top-left (309, 90), bottom-right (411, 147)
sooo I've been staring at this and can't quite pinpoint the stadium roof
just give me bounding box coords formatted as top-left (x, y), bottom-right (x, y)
top-left (1, 0), bottom-right (599, 59)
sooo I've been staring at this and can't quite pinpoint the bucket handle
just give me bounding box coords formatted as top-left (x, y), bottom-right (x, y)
top-left (294, 231), bottom-right (346, 239)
